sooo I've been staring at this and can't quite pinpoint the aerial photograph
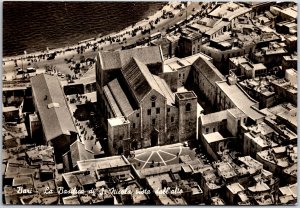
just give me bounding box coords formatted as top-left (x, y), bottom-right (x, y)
top-left (2, 1), bottom-right (297, 205)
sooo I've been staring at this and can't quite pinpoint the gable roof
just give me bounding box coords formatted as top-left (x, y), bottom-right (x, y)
top-left (98, 46), bottom-right (163, 70)
top-left (70, 140), bottom-right (94, 168)
top-left (121, 57), bottom-right (175, 104)
top-left (121, 57), bottom-right (156, 103)
top-left (193, 56), bottom-right (225, 85)
top-left (31, 74), bottom-right (77, 141)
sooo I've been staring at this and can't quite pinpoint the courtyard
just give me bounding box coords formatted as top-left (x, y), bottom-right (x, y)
top-left (129, 143), bottom-right (199, 169)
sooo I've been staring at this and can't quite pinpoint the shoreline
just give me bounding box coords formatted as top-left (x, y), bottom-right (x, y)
top-left (2, 1), bottom-right (181, 62)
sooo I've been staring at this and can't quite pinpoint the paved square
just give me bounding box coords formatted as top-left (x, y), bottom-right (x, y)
top-left (129, 143), bottom-right (197, 169)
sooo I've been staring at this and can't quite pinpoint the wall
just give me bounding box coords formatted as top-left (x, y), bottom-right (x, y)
top-left (140, 90), bottom-right (167, 147)
top-left (176, 94), bottom-right (198, 142)
top-left (166, 105), bottom-right (179, 144)
top-left (159, 71), bottom-right (178, 92)
top-left (107, 119), bottom-right (130, 155)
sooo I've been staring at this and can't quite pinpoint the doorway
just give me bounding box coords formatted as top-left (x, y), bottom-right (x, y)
top-left (151, 128), bottom-right (159, 146)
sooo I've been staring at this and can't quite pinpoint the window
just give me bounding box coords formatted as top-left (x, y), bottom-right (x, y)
top-left (183, 73), bottom-right (185, 79)
top-left (213, 127), bottom-right (215, 132)
top-left (206, 128), bottom-right (209, 133)
top-left (167, 108), bottom-right (170, 112)
top-left (156, 108), bottom-right (160, 114)
top-left (171, 116), bottom-right (174, 122)
top-left (179, 74), bottom-right (181, 78)
top-left (147, 109), bottom-right (151, 115)
top-left (152, 101), bottom-right (155, 107)
top-left (152, 119), bottom-right (156, 125)
top-left (136, 113), bottom-right (139, 117)
top-left (170, 135), bottom-right (174, 141)
top-left (133, 123), bottom-right (136, 128)
top-left (186, 103), bottom-right (191, 112)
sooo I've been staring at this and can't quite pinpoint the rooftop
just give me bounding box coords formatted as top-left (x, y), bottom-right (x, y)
top-left (245, 132), bottom-right (277, 149)
top-left (193, 56), bottom-right (225, 85)
top-left (239, 77), bottom-right (275, 97)
top-left (229, 56), bottom-right (248, 66)
top-left (238, 156), bottom-right (263, 170)
top-left (62, 170), bottom-right (97, 189)
top-left (187, 22), bottom-right (211, 33)
top-left (62, 196), bottom-right (80, 205)
top-left (227, 183), bottom-right (245, 194)
top-left (216, 81), bottom-right (265, 121)
top-left (70, 140), bottom-right (94, 168)
top-left (279, 183), bottom-right (297, 198)
top-left (108, 116), bottom-right (130, 127)
top-left (107, 78), bottom-right (135, 117)
top-left (180, 28), bottom-right (202, 40)
top-left (121, 57), bottom-right (175, 105)
top-left (209, 2), bottom-right (251, 21)
top-left (163, 53), bottom-right (212, 72)
top-left (31, 74), bottom-right (77, 141)
top-left (175, 91), bottom-right (197, 100)
top-left (271, 5), bottom-right (297, 19)
top-left (203, 132), bottom-right (226, 144)
top-left (200, 110), bottom-right (227, 126)
top-left (248, 182), bottom-right (270, 193)
top-left (283, 54), bottom-right (297, 61)
top-left (77, 155), bottom-right (130, 171)
top-left (98, 46), bottom-right (163, 70)
top-left (205, 21), bottom-right (231, 36)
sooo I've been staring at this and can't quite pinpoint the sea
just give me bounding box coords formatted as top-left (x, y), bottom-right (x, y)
top-left (3, 2), bottom-right (166, 57)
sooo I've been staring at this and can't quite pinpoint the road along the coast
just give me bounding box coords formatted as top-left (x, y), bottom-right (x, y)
top-left (2, 2), bottom-right (202, 81)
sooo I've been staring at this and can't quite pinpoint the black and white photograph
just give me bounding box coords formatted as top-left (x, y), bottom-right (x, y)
top-left (2, 1), bottom-right (298, 205)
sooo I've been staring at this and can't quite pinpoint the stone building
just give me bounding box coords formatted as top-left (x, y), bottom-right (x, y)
top-left (31, 74), bottom-right (78, 162)
top-left (96, 46), bottom-right (197, 155)
top-left (189, 56), bottom-right (225, 108)
top-left (177, 28), bottom-right (202, 58)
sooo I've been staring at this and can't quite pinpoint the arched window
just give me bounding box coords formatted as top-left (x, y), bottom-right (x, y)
top-left (186, 103), bottom-right (191, 112)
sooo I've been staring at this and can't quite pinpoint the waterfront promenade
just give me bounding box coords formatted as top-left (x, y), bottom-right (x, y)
top-left (2, 2), bottom-right (200, 81)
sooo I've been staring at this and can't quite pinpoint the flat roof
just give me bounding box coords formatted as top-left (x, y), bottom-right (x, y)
top-left (200, 110), bottom-right (227, 126)
top-left (176, 91), bottom-right (197, 100)
top-left (227, 183), bottom-right (245, 194)
top-left (205, 21), bottom-right (231, 36)
top-left (77, 155), bottom-right (130, 171)
top-left (108, 117), bottom-right (130, 127)
top-left (3, 106), bottom-right (19, 112)
top-left (238, 156), bottom-right (263, 169)
top-left (229, 56), bottom-right (248, 66)
top-left (203, 132), bottom-right (226, 143)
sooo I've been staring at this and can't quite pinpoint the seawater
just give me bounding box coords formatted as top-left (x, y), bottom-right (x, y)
top-left (3, 2), bottom-right (165, 56)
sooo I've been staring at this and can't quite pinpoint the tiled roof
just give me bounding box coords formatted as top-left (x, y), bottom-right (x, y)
top-left (108, 79), bottom-right (135, 117)
top-left (98, 46), bottom-right (163, 70)
top-left (121, 57), bottom-right (175, 105)
top-left (31, 74), bottom-right (77, 141)
top-left (121, 58), bottom-right (154, 103)
top-left (193, 56), bottom-right (225, 85)
top-left (70, 140), bottom-right (94, 168)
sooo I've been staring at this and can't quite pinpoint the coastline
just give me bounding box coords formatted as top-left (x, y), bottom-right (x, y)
top-left (2, 1), bottom-right (180, 62)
